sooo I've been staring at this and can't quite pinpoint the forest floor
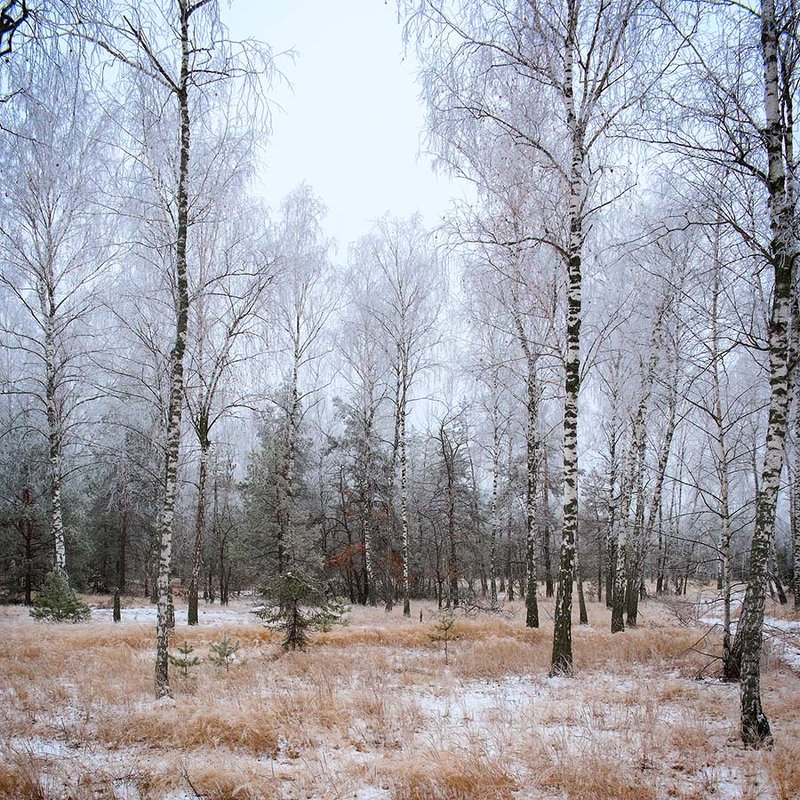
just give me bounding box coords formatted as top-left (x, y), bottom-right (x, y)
top-left (1, 590), bottom-right (799, 800)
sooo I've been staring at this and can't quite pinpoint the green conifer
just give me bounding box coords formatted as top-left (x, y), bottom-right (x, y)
top-left (30, 570), bottom-right (91, 623)
top-left (208, 634), bottom-right (240, 671)
top-left (168, 640), bottom-right (200, 678)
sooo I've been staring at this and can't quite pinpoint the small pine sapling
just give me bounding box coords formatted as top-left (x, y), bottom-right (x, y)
top-left (30, 570), bottom-right (91, 623)
top-left (254, 571), bottom-right (349, 651)
top-left (168, 640), bottom-right (200, 678)
top-left (429, 610), bottom-right (460, 664)
top-left (209, 634), bottom-right (240, 672)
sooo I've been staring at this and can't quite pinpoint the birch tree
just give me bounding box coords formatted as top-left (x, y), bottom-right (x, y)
top-left (0, 42), bottom-right (109, 583)
top-left (270, 185), bottom-right (332, 577)
top-left (651, 0), bottom-right (798, 746)
top-left (353, 215), bottom-right (441, 616)
top-left (408, 0), bottom-right (651, 673)
top-left (736, 0), bottom-right (796, 747)
top-left (69, 0), bottom-right (273, 698)
top-left (184, 201), bottom-right (273, 625)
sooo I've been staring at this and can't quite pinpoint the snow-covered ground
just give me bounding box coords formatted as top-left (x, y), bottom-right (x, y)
top-left (698, 589), bottom-right (800, 674)
top-left (89, 603), bottom-right (260, 627)
top-left (2, 597), bottom-right (798, 800)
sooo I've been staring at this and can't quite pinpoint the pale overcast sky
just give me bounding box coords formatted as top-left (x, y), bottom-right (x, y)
top-left (227, 1), bottom-right (467, 250)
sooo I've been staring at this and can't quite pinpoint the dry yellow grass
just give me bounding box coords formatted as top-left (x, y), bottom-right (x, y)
top-left (767, 742), bottom-right (800, 800)
top-left (382, 752), bottom-right (519, 800)
top-left (95, 703), bottom-right (280, 756)
top-left (537, 749), bottom-right (658, 800)
top-left (1, 593), bottom-right (798, 799)
top-left (0, 750), bottom-right (46, 800)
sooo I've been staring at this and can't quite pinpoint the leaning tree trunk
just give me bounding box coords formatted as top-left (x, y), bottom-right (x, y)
top-left (737, 0), bottom-right (795, 748)
top-left (155, 2), bottom-right (192, 699)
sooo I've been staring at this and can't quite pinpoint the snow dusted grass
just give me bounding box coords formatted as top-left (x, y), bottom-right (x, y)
top-left (1, 595), bottom-right (799, 799)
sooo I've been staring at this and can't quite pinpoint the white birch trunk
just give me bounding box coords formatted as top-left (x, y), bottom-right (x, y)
top-left (155, 0), bottom-right (193, 699)
top-left (738, 0), bottom-right (795, 747)
top-left (363, 409), bottom-right (377, 606)
top-left (45, 318), bottom-right (66, 574)
top-left (793, 366), bottom-right (800, 610)
top-left (550, 4), bottom-right (582, 674)
top-left (399, 382), bottom-right (410, 616)
top-left (490, 408), bottom-right (501, 611)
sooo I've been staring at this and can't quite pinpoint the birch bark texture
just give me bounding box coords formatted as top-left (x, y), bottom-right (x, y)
top-left (737, 0), bottom-right (796, 748)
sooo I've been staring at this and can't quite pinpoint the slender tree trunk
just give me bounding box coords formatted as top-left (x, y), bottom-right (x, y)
top-left (118, 509), bottom-right (128, 595)
top-left (793, 360), bottom-right (800, 609)
top-left (155, 1), bottom-right (192, 699)
top-left (738, 0), bottom-right (794, 748)
top-left (605, 401), bottom-right (620, 608)
top-left (45, 315), bottom-right (66, 574)
top-left (625, 469), bottom-right (646, 628)
top-left (188, 432), bottom-right (209, 626)
top-left (362, 411), bottom-right (378, 606)
top-left (277, 329), bottom-right (302, 574)
top-left (770, 538), bottom-right (788, 604)
top-left (447, 474), bottom-right (459, 608)
top-left (515, 322), bottom-right (540, 628)
top-left (525, 403), bottom-right (540, 627)
top-left (490, 412), bottom-right (501, 611)
top-left (614, 298), bottom-right (667, 631)
top-left (363, 500), bottom-right (377, 606)
top-left (551, 25), bottom-right (583, 672)
top-left (542, 453), bottom-right (554, 597)
top-left (597, 523), bottom-right (603, 603)
top-left (399, 383), bottom-right (411, 617)
top-left (22, 486), bottom-right (34, 605)
top-left (576, 523), bottom-right (588, 625)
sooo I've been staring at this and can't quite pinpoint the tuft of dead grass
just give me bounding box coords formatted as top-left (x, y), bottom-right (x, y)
top-left (383, 753), bottom-right (518, 800)
top-left (95, 703), bottom-right (280, 757)
top-left (537, 749), bottom-right (658, 800)
top-left (768, 742), bottom-right (800, 800)
top-left (181, 762), bottom-right (280, 800)
top-left (0, 751), bottom-right (46, 800)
